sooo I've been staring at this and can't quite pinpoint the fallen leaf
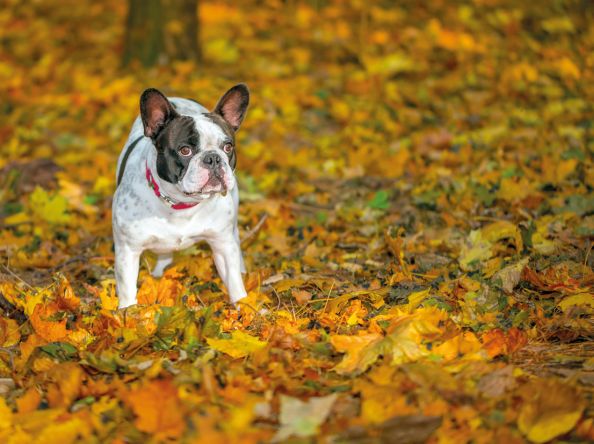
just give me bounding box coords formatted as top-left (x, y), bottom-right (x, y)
top-left (459, 221), bottom-right (522, 271)
top-left (518, 379), bottom-right (585, 443)
top-left (482, 328), bottom-right (527, 358)
top-left (124, 379), bottom-right (185, 439)
top-left (272, 394), bottom-right (337, 442)
top-left (492, 258), bottom-right (529, 294)
top-left (557, 293), bottom-right (594, 313)
top-left (0, 397), bottom-right (11, 430)
top-left (0, 318), bottom-right (20, 347)
top-left (29, 186), bottom-right (70, 224)
top-left (477, 366), bottom-right (516, 398)
top-left (330, 333), bottom-right (383, 375)
top-left (207, 330), bottom-right (267, 359)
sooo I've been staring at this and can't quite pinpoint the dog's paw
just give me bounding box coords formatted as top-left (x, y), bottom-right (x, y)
top-left (117, 301), bottom-right (137, 310)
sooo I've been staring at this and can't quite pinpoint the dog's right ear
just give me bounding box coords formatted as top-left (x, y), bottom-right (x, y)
top-left (140, 88), bottom-right (178, 139)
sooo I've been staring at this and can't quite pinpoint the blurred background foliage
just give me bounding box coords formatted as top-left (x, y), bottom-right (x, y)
top-left (0, 0), bottom-right (593, 442)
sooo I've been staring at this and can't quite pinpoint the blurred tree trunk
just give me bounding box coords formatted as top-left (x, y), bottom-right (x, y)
top-left (123, 0), bottom-right (200, 67)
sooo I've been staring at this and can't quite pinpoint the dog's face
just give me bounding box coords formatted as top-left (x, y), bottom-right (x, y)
top-left (139, 84), bottom-right (249, 198)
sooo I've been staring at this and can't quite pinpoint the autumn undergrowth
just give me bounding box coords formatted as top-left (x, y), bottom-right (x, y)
top-left (0, 0), bottom-right (593, 442)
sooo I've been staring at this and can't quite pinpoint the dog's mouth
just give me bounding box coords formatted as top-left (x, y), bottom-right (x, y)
top-left (183, 172), bottom-right (227, 197)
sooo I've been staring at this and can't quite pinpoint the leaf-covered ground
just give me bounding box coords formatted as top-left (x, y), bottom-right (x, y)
top-left (0, 1), bottom-right (593, 442)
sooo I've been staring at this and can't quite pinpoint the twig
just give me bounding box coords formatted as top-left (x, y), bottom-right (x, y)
top-left (272, 288), bottom-right (282, 311)
top-left (49, 255), bottom-right (87, 272)
top-left (323, 280), bottom-right (336, 313)
top-left (584, 241), bottom-right (593, 267)
top-left (287, 202), bottom-right (333, 212)
top-left (0, 263), bottom-right (35, 290)
top-left (241, 214), bottom-right (268, 245)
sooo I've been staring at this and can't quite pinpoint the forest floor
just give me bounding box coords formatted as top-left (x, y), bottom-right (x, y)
top-left (0, 0), bottom-right (593, 442)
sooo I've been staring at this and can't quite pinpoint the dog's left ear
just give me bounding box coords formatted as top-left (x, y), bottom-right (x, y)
top-left (140, 88), bottom-right (178, 139)
top-left (213, 84), bottom-right (250, 131)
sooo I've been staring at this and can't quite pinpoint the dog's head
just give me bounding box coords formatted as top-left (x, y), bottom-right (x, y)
top-left (139, 84), bottom-right (249, 198)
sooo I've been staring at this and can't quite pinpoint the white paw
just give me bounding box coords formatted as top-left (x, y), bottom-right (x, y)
top-left (118, 300), bottom-right (137, 310)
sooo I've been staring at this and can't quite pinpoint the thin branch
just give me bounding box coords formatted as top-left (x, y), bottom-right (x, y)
top-left (241, 214), bottom-right (268, 245)
top-left (0, 263), bottom-right (35, 290)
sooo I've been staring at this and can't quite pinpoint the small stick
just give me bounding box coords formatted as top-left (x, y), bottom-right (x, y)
top-left (1, 263), bottom-right (35, 290)
top-left (241, 214), bottom-right (268, 245)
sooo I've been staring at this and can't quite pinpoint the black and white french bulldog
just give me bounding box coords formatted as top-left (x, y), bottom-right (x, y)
top-left (112, 84), bottom-right (249, 309)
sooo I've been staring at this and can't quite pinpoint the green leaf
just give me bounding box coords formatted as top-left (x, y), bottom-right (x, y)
top-left (368, 190), bottom-right (390, 210)
top-left (39, 342), bottom-right (78, 361)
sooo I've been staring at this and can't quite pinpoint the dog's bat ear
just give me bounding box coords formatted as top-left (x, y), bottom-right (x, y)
top-left (213, 84), bottom-right (250, 131)
top-left (140, 88), bottom-right (178, 139)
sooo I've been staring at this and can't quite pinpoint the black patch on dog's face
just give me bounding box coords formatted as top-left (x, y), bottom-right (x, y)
top-left (153, 116), bottom-right (200, 183)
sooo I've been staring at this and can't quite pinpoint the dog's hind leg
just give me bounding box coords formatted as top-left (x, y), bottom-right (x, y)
top-left (152, 253), bottom-right (173, 277)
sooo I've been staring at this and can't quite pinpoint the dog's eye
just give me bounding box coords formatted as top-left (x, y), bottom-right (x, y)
top-left (223, 143), bottom-right (233, 154)
top-left (178, 146), bottom-right (192, 156)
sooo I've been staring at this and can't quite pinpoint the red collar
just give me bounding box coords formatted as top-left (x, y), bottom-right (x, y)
top-left (145, 161), bottom-right (199, 210)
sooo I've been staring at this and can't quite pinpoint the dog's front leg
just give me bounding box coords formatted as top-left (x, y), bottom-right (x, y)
top-left (210, 237), bottom-right (247, 306)
top-left (115, 242), bottom-right (141, 309)
top-left (233, 224), bottom-right (246, 274)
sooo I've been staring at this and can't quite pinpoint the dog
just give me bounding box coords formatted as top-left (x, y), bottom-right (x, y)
top-left (112, 84), bottom-right (249, 309)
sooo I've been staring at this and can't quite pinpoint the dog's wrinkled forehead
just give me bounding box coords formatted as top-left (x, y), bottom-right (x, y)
top-left (205, 113), bottom-right (235, 141)
top-left (191, 113), bottom-right (235, 150)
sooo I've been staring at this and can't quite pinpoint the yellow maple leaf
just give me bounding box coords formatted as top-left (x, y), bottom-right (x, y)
top-left (432, 331), bottom-right (483, 361)
top-left (207, 330), bottom-right (267, 359)
top-left (29, 186), bottom-right (70, 224)
top-left (384, 310), bottom-right (444, 365)
top-left (518, 379), bottom-right (585, 443)
top-left (330, 333), bottom-right (383, 375)
top-left (557, 293), bottom-right (594, 314)
top-left (97, 279), bottom-right (118, 311)
top-left (459, 221), bottom-right (522, 271)
top-left (407, 288), bottom-right (432, 311)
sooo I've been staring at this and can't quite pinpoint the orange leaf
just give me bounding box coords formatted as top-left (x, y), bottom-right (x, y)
top-left (124, 379), bottom-right (185, 439)
top-left (29, 303), bottom-right (68, 342)
top-left (16, 388), bottom-right (42, 414)
top-left (482, 328), bottom-right (527, 358)
top-left (137, 269), bottom-right (183, 306)
top-left (55, 276), bottom-right (80, 311)
top-left (522, 266), bottom-right (583, 294)
top-left (46, 363), bottom-right (84, 408)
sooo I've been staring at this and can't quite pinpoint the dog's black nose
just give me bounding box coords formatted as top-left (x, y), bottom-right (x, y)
top-left (202, 151), bottom-right (221, 169)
